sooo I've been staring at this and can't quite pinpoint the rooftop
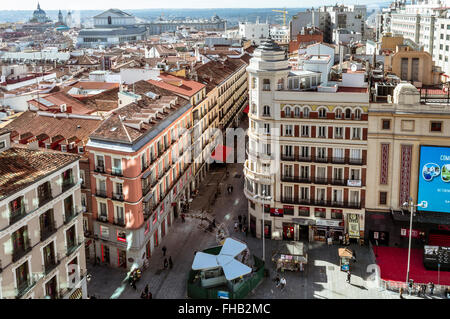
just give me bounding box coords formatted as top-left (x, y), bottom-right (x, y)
top-left (0, 145), bottom-right (80, 200)
top-left (148, 74), bottom-right (205, 98)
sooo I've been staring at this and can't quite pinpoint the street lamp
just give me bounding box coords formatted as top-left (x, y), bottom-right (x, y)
top-left (402, 197), bottom-right (428, 285)
top-left (254, 190), bottom-right (272, 262)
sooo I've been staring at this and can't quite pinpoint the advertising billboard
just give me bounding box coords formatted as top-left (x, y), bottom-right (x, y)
top-left (418, 145), bottom-right (450, 213)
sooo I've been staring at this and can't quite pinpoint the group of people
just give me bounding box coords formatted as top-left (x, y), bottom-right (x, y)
top-left (400, 280), bottom-right (437, 298)
top-left (234, 214), bottom-right (248, 236)
top-left (162, 246), bottom-right (174, 270)
top-left (274, 275), bottom-right (287, 290)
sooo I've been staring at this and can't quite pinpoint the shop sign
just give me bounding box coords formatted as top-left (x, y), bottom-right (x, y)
top-left (298, 206), bottom-right (310, 212)
top-left (400, 228), bottom-right (419, 238)
top-left (316, 219), bottom-right (341, 227)
top-left (270, 208), bottom-right (284, 217)
top-left (348, 213), bottom-right (360, 238)
top-left (347, 180), bottom-right (362, 187)
top-left (331, 209), bottom-right (343, 214)
top-left (315, 207), bottom-right (326, 213)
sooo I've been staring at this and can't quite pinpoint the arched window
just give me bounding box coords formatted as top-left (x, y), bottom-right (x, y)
top-left (108, 16), bottom-right (112, 25)
top-left (318, 107), bottom-right (327, 118)
top-left (263, 105), bottom-right (271, 116)
top-left (345, 108), bottom-right (352, 119)
top-left (303, 107), bottom-right (310, 118)
top-left (285, 106), bottom-right (291, 117)
top-left (355, 109), bottom-right (361, 120)
top-left (335, 108), bottom-right (342, 119)
top-left (263, 79), bottom-right (270, 91)
top-left (294, 107), bottom-right (301, 118)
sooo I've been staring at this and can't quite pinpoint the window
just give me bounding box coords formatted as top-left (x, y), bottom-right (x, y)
top-left (284, 145), bottom-right (293, 157)
top-left (318, 126), bottom-right (327, 138)
top-left (300, 146), bottom-right (309, 158)
top-left (300, 187), bottom-right (309, 200)
top-left (314, 209), bottom-right (326, 218)
top-left (301, 125), bottom-right (309, 137)
top-left (115, 206), bottom-right (125, 225)
top-left (99, 202), bottom-right (107, 218)
top-left (264, 123), bottom-right (270, 134)
top-left (112, 158), bottom-right (122, 175)
top-left (352, 127), bottom-right (361, 139)
top-left (284, 186), bottom-right (293, 200)
top-left (277, 78), bottom-right (284, 90)
top-left (285, 106), bottom-right (291, 117)
top-left (261, 184), bottom-right (271, 197)
top-left (345, 108), bottom-right (352, 119)
top-left (430, 121), bottom-right (442, 132)
top-left (294, 107), bottom-right (301, 117)
top-left (331, 211), bottom-right (343, 219)
top-left (284, 125), bottom-right (293, 136)
top-left (350, 169), bottom-right (360, 180)
top-left (100, 225), bottom-right (109, 238)
top-left (303, 107), bottom-right (310, 118)
top-left (318, 108), bottom-right (327, 118)
top-left (263, 105), bottom-right (270, 116)
top-left (355, 109), bottom-right (361, 120)
top-left (335, 108), bottom-right (342, 119)
top-left (96, 155), bottom-right (104, 170)
top-left (263, 79), bottom-right (270, 91)
top-left (335, 127), bottom-right (343, 138)
top-left (382, 119), bottom-right (391, 130)
top-left (284, 164), bottom-right (293, 177)
top-left (379, 192), bottom-right (387, 205)
top-left (317, 147), bottom-right (327, 160)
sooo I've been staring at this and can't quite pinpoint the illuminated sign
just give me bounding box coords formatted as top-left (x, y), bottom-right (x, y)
top-left (418, 146), bottom-right (450, 213)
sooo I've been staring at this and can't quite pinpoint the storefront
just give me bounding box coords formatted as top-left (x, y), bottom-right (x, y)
top-left (313, 219), bottom-right (344, 243)
top-left (262, 220), bottom-right (272, 239)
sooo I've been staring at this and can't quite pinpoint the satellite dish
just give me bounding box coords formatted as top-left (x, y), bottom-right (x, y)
top-left (351, 64), bottom-right (358, 72)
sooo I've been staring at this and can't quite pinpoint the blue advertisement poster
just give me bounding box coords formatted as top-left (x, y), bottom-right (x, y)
top-left (418, 145), bottom-right (450, 213)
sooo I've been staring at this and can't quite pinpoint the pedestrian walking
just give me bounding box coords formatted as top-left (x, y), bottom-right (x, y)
top-left (408, 280), bottom-right (414, 295)
top-left (162, 246), bottom-right (167, 256)
top-left (445, 287), bottom-right (449, 299)
top-left (147, 291), bottom-right (153, 299)
top-left (352, 249), bottom-right (357, 263)
top-left (234, 222), bottom-right (239, 232)
top-left (169, 256), bottom-right (173, 269)
top-left (429, 282), bottom-right (435, 295)
top-left (163, 258), bottom-right (168, 269)
top-left (280, 277), bottom-right (286, 290)
top-left (274, 274), bottom-right (280, 288)
top-left (399, 287), bottom-right (404, 299)
top-left (144, 284), bottom-right (149, 295)
top-left (238, 215), bottom-right (242, 223)
top-left (346, 270), bottom-right (351, 283)
top-left (422, 284), bottom-right (427, 296)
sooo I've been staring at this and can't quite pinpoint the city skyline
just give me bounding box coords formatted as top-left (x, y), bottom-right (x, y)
top-left (1, 0), bottom-right (386, 11)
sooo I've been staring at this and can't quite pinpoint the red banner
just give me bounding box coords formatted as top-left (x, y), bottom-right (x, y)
top-left (270, 208), bottom-right (284, 217)
top-left (400, 228), bottom-right (419, 238)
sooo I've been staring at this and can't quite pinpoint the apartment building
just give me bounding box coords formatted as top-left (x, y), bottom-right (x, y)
top-left (86, 81), bottom-right (194, 270)
top-left (366, 82), bottom-right (450, 246)
top-left (0, 129), bottom-right (87, 299)
top-left (244, 39), bottom-right (369, 244)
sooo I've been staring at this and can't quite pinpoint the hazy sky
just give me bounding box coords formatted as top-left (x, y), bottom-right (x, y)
top-left (2, 0), bottom-right (381, 11)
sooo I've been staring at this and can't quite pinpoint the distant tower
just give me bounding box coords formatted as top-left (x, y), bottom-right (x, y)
top-left (66, 11), bottom-right (73, 27)
top-left (58, 10), bottom-right (64, 24)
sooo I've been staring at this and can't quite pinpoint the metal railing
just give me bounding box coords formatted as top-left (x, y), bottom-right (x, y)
top-left (111, 168), bottom-right (123, 177)
top-left (112, 192), bottom-right (124, 201)
top-left (40, 221), bottom-right (57, 241)
top-left (12, 238), bottom-right (32, 262)
top-left (95, 189), bottom-right (107, 198)
top-left (61, 178), bottom-right (75, 192)
top-left (9, 206), bottom-right (27, 225)
top-left (15, 274), bottom-right (41, 299)
top-left (281, 175), bottom-right (311, 183)
top-left (38, 194), bottom-right (53, 208)
top-left (94, 165), bottom-right (105, 173)
top-left (43, 255), bottom-right (61, 275)
top-left (64, 207), bottom-right (81, 224)
top-left (66, 237), bottom-right (83, 257)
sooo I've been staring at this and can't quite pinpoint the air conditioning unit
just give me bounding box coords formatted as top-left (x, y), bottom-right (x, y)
top-left (99, 216), bottom-right (107, 222)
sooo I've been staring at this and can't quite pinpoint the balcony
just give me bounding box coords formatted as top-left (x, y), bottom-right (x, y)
top-left (95, 189), bottom-right (107, 198)
top-left (141, 162), bottom-right (149, 173)
top-left (314, 177), bottom-right (328, 185)
top-left (281, 175), bottom-right (311, 183)
top-left (280, 154), bottom-right (295, 161)
top-left (97, 215), bottom-right (108, 223)
top-left (313, 199), bottom-right (361, 209)
top-left (43, 256), bottom-right (60, 275)
top-left (64, 207), bottom-right (81, 224)
top-left (15, 275), bottom-right (40, 299)
top-left (113, 219), bottom-right (126, 227)
top-left (66, 237), bottom-right (83, 257)
top-left (12, 238), bottom-right (32, 262)
top-left (38, 194), bottom-right (53, 208)
top-left (111, 168), bottom-right (123, 177)
top-left (9, 206), bottom-right (27, 225)
top-left (298, 155), bottom-right (312, 162)
top-left (316, 156), bottom-right (328, 163)
top-left (112, 192), bottom-right (124, 201)
top-left (348, 158), bottom-right (364, 165)
top-left (331, 179), bottom-right (346, 186)
top-left (280, 197), bottom-right (311, 205)
top-left (142, 184), bottom-right (152, 196)
top-left (94, 165), bottom-right (105, 173)
top-left (40, 221), bottom-right (57, 241)
top-left (332, 157), bottom-right (345, 164)
top-left (62, 178), bottom-right (75, 192)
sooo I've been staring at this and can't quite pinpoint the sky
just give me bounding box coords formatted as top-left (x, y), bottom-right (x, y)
top-left (1, 0), bottom-right (385, 11)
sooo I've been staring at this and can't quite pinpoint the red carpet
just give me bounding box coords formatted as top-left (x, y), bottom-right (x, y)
top-left (374, 246), bottom-right (450, 285)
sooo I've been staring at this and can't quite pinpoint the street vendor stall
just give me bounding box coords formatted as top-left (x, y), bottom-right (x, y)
top-left (338, 248), bottom-right (353, 271)
top-left (271, 241), bottom-right (308, 272)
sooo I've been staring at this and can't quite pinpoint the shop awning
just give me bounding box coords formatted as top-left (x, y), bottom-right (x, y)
top-left (211, 144), bottom-right (233, 163)
top-left (243, 104), bottom-right (249, 114)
